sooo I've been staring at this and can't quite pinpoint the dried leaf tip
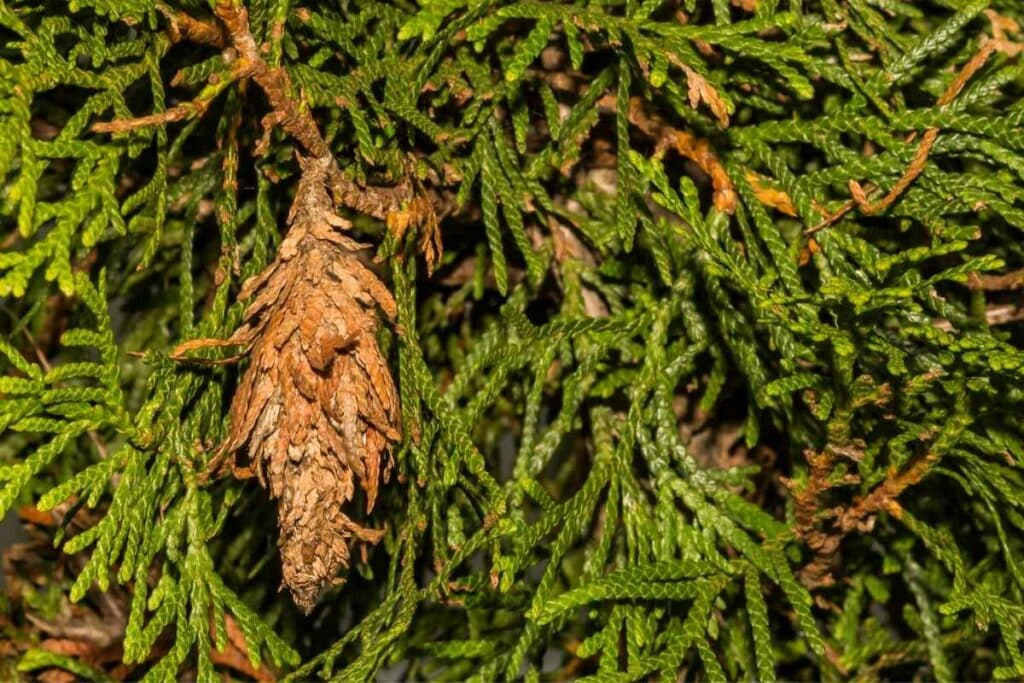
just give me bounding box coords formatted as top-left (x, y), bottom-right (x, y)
top-left (222, 154), bottom-right (401, 613)
top-left (386, 195), bottom-right (443, 275)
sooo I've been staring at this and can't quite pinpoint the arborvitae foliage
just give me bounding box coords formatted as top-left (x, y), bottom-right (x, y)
top-left (2, 0), bottom-right (1024, 680)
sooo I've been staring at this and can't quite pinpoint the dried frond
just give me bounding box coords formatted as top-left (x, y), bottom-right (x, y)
top-left (680, 65), bottom-right (730, 128)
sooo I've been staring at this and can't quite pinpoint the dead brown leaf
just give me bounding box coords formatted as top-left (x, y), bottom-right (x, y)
top-left (745, 171), bottom-right (797, 216)
top-left (622, 96), bottom-right (737, 213)
top-left (680, 65), bottom-right (730, 127)
top-left (386, 195), bottom-right (443, 275)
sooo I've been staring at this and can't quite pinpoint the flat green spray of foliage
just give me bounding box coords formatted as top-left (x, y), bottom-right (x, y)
top-left (2, 0), bottom-right (1024, 680)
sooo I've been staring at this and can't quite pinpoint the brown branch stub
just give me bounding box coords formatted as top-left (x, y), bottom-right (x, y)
top-left (169, 337), bottom-right (249, 365)
top-left (804, 198), bottom-right (856, 235)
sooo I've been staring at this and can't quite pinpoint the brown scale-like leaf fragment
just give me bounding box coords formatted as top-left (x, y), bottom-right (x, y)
top-left (220, 155), bottom-right (400, 613)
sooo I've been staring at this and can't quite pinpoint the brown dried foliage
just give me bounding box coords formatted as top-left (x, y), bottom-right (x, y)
top-left (386, 195), bottom-right (443, 275)
top-left (601, 95), bottom-right (737, 213)
top-left (745, 171), bottom-right (798, 216)
top-left (679, 64), bottom-right (731, 128)
top-left (783, 447), bottom-right (936, 589)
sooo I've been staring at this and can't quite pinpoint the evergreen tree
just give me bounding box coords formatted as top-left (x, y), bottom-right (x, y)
top-left (2, 0), bottom-right (1024, 679)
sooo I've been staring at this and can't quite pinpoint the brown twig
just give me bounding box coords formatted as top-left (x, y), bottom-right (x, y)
top-left (848, 39), bottom-right (1015, 216)
top-left (90, 6), bottom-right (235, 134)
top-left (785, 447), bottom-right (937, 589)
top-left (91, 1), bottom-right (441, 269)
top-left (91, 104), bottom-right (202, 135)
top-left (967, 268), bottom-right (1024, 291)
top-left (804, 198), bottom-right (857, 235)
top-left (330, 167), bottom-right (414, 221)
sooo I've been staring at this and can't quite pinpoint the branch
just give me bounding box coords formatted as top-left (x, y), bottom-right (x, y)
top-left (91, 0), bottom-right (442, 268)
top-left (785, 447), bottom-right (937, 589)
top-left (91, 99), bottom-right (207, 135)
top-left (967, 268), bottom-right (1024, 291)
top-left (213, 2), bottom-right (330, 159)
top-left (848, 38), bottom-right (1020, 216)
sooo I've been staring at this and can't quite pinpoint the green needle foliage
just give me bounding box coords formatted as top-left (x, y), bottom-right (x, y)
top-left (2, 0), bottom-right (1024, 680)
